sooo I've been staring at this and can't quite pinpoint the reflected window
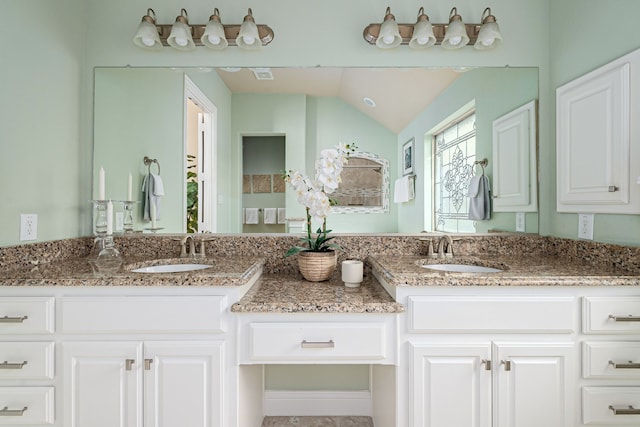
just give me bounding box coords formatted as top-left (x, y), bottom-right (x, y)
top-left (434, 113), bottom-right (477, 232)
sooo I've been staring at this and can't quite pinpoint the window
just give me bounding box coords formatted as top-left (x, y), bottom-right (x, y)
top-left (433, 113), bottom-right (477, 233)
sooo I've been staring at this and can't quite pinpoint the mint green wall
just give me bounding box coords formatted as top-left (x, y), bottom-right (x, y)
top-left (397, 68), bottom-right (539, 234)
top-left (306, 97), bottom-right (398, 232)
top-left (546, 0), bottom-right (640, 245)
top-left (0, 0), bottom-right (86, 246)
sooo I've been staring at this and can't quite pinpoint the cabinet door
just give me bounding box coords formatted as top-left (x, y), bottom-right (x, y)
top-left (494, 342), bottom-right (574, 427)
top-left (63, 341), bottom-right (143, 427)
top-left (410, 343), bottom-right (491, 427)
top-left (144, 341), bottom-right (224, 427)
top-left (492, 100), bottom-right (537, 212)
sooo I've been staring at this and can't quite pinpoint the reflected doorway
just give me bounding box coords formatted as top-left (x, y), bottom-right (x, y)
top-left (242, 136), bottom-right (286, 233)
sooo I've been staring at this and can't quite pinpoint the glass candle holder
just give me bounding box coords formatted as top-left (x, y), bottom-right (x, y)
top-left (123, 201), bottom-right (135, 232)
top-left (94, 200), bottom-right (108, 236)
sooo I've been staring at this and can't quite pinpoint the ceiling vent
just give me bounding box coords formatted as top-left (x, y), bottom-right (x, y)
top-left (250, 67), bottom-right (274, 80)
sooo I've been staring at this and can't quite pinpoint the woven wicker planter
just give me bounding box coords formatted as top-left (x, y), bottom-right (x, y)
top-left (297, 250), bottom-right (337, 282)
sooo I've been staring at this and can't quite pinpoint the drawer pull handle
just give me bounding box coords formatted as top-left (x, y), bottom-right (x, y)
top-left (144, 359), bottom-right (153, 371)
top-left (0, 315), bottom-right (28, 323)
top-left (0, 406), bottom-right (28, 416)
top-left (608, 360), bottom-right (640, 369)
top-left (609, 186), bottom-right (620, 192)
top-left (0, 360), bottom-right (27, 369)
top-left (609, 405), bottom-right (640, 415)
top-left (125, 359), bottom-right (135, 371)
top-left (501, 360), bottom-right (511, 371)
top-left (609, 315), bottom-right (640, 322)
top-left (481, 359), bottom-right (492, 371)
top-left (301, 340), bottom-right (335, 349)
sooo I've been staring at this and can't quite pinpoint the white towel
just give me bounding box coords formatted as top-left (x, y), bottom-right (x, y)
top-left (468, 174), bottom-right (491, 220)
top-left (277, 208), bottom-right (287, 224)
top-left (264, 208), bottom-right (277, 224)
top-left (142, 173), bottom-right (164, 220)
top-left (244, 208), bottom-right (259, 224)
top-left (393, 176), bottom-right (415, 203)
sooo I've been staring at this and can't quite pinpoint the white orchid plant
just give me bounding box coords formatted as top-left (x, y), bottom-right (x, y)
top-left (283, 142), bottom-right (357, 257)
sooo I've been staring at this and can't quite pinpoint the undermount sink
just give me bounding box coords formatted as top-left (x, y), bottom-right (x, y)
top-left (130, 263), bottom-right (212, 273)
top-left (421, 264), bottom-right (503, 273)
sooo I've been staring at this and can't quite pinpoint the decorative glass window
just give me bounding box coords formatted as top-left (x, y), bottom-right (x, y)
top-left (433, 113), bottom-right (477, 233)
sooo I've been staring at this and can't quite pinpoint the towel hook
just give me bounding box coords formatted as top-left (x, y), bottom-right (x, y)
top-left (143, 156), bottom-right (161, 175)
top-left (473, 158), bottom-right (488, 175)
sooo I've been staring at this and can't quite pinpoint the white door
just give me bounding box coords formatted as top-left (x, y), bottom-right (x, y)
top-left (64, 341), bottom-right (143, 427)
top-left (411, 343), bottom-right (492, 427)
top-left (493, 342), bottom-right (574, 427)
top-left (144, 341), bottom-right (225, 427)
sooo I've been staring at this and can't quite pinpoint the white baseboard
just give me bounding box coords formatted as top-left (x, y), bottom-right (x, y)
top-left (264, 390), bottom-right (372, 416)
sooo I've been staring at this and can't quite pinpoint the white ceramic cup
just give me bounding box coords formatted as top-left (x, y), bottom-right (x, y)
top-left (342, 260), bottom-right (364, 288)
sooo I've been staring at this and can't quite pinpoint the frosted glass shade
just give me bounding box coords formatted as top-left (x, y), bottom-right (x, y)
top-left (167, 20), bottom-right (195, 51)
top-left (237, 18), bottom-right (261, 49)
top-left (474, 21), bottom-right (502, 50)
top-left (202, 18), bottom-right (228, 49)
top-left (442, 19), bottom-right (469, 49)
top-left (376, 17), bottom-right (402, 49)
top-left (133, 19), bottom-right (161, 50)
top-left (409, 19), bottom-right (436, 49)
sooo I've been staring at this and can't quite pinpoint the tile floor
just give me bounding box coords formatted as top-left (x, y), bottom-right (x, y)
top-left (261, 416), bottom-right (374, 426)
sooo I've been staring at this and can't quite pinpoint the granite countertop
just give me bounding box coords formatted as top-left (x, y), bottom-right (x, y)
top-left (369, 255), bottom-right (640, 287)
top-left (0, 256), bottom-right (265, 287)
top-left (231, 275), bottom-right (404, 313)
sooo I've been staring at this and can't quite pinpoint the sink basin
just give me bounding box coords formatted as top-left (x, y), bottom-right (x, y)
top-left (421, 264), bottom-right (503, 273)
top-left (130, 264), bottom-right (212, 273)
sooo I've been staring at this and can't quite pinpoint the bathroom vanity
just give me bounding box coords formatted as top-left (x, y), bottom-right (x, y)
top-left (0, 234), bottom-right (639, 427)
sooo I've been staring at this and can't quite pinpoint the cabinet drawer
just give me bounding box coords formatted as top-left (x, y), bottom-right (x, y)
top-left (0, 298), bottom-right (54, 334)
top-left (0, 387), bottom-right (54, 425)
top-left (583, 387), bottom-right (640, 425)
top-left (0, 342), bottom-right (54, 380)
top-left (583, 342), bottom-right (640, 379)
top-left (408, 296), bottom-right (575, 333)
top-left (247, 322), bottom-right (388, 362)
top-left (60, 296), bottom-right (226, 333)
top-left (583, 297), bottom-right (640, 334)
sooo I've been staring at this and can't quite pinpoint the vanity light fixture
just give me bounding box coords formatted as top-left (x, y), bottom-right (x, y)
top-left (409, 7), bottom-right (436, 49)
top-left (363, 6), bottom-right (499, 50)
top-left (474, 8), bottom-right (502, 50)
top-left (441, 8), bottom-right (470, 49)
top-left (133, 9), bottom-right (162, 49)
top-left (376, 7), bottom-right (402, 49)
top-left (132, 7), bottom-right (274, 50)
top-left (167, 9), bottom-right (195, 51)
top-left (201, 8), bottom-right (228, 50)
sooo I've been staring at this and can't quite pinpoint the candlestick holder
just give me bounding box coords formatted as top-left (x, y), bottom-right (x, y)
top-left (93, 200), bottom-right (108, 236)
top-left (89, 236), bottom-right (123, 274)
top-left (123, 201), bottom-right (135, 233)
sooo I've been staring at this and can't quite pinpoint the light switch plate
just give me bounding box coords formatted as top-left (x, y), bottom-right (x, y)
top-left (515, 212), bottom-right (525, 232)
top-left (578, 213), bottom-right (594, 240)
top-left (20, 213), bottom-right (38, 241)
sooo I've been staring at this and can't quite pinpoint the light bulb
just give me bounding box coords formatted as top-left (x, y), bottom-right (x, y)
top-left (175, 37), bottom-right (188, 47)
top-left (382, 35), bottom-right (395, 45)
top-left (417, 37), bottom-right (429, 45)
top-left (243, 35), bottom-right (255, 45)
top-left (481, 38), bottom-right (494, 46)
top-left (141, 37), bottom-right (155, 47)
top-left (208, 35), bottom-right (221, 45)
top-left (449, 36), bottom-right (462, 46)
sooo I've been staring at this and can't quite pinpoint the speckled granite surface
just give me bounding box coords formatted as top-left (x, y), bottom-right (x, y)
top-left (231, 275), bottom-right (404, 313)
top-left (369, 255), bottom-right (640, 287)
top-left (0, 255), bottom-right (265, 287)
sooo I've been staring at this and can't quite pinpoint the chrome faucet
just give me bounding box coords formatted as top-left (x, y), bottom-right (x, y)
top-left (437, 234), bottom-right (454, 258)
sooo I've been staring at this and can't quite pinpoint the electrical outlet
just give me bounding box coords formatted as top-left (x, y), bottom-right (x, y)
top-left (578, 213), bottom-right (594, 240)
top-left (20, 214), bottom-right (38, 241)
top-left (515, 212), bottom-right (526, 232)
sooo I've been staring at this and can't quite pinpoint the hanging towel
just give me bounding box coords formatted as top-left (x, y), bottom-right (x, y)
top-left (244, 208), bottom-right (259, 224)
top-left (142, 173), bottom-right (165, 221)
top-left (468, 174), bottom-right (491, 220)
top-left (277, 208), bottom-right (287, 224)
top-left (264, 208), bottom-right (277, 224)
top-left (393, 176), bottom-right (415, 203)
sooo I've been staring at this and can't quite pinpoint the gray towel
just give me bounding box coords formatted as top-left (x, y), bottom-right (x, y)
top-left (142, 173), bottom-right (164, 221)
top-left (468, 175), bottom-right (491, 221)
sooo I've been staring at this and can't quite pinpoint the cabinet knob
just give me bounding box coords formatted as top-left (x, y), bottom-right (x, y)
top-left (608, 186), bottom-right (619, 192)
top-left (481, 359), bottom-right (492, 370)
top-left (125, 359), bottom-right (135, 371)
top-left (501, 360), bottom-right (511, 371)
top-left (144, 359), bottom-right (153, 371)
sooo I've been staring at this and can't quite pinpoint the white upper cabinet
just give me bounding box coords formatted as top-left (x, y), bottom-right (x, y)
top-left (492, 100), bottom-right (538, 212)
top-left (556, 48), bottom-right (640, 213)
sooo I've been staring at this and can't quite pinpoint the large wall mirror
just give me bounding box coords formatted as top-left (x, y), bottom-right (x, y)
top-left (93, 66), bottom-right (538, 235)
